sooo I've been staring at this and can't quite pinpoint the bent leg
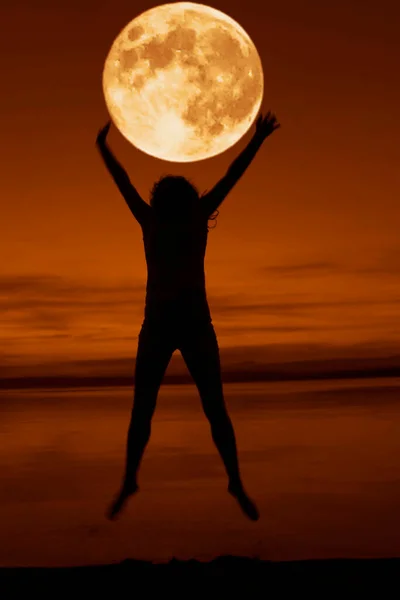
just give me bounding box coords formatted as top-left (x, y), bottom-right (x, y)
top-left (179, 322), bottom-right (259, 520)
top-left (107, 321), bottom-right (174, 519)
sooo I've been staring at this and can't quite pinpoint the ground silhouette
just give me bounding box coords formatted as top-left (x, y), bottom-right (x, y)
top-left (1, 556), bottom-right (399, 595)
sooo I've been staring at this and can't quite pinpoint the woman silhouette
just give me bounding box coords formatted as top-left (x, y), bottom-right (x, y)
top-left (96, 112), bottom-right (280, 521)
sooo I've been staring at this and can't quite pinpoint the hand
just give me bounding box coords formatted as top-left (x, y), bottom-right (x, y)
top-left (254, 111), bottom-right (280, 141)
top-left (96, 121), bottom-right (111, 146)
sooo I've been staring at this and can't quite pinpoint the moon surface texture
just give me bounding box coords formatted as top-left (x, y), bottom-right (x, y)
top-left (103, 2), bottom-right (264, 162)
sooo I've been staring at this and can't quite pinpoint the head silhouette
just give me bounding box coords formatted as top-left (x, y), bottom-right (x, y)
top-left (150, 175), bottom-right (199, 222)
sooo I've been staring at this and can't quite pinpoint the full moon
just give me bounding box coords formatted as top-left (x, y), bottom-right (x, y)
top-left (103, 2), bottom-right (264, 162)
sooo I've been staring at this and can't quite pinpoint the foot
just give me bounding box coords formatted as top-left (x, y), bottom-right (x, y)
top-left (228, 482), bottom-right (260, 521)
top-left (106, 482), bottom-right (138, 521)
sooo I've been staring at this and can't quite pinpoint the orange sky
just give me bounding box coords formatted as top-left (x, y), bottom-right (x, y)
top-left (2, 0), bottom-right (400, 376)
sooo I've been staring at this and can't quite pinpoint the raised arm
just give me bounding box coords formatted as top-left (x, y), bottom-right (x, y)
top-left (96, 122), bottom-right (151, 227)
top-left (201, 111), bottom-right (280, 219)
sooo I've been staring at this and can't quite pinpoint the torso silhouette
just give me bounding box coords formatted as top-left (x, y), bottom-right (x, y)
top-left (141, 205), bottom-right (212, 325)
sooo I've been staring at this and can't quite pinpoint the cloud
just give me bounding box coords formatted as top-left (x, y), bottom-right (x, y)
top-left (261, 261), bottom-right (339, 276)
top-left (0, 273), bottom-right (146, 340)
top-left (0, 274), bottom-right (145, 311)
top-left (1, 271), bottom-right (399, 371)
top-left (260, 250), bottom-right (400, 279)
top-left (208, 291), bottom-right (398, 320)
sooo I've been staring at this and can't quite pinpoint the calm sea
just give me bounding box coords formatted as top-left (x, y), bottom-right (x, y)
top-left (1, 378), bottom-right (400, 566)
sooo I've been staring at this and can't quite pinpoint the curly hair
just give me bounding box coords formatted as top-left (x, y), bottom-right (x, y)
top-left (150, 175), bottom-right (219, 230)
top-left (207, 209), bottom-right (219, 230)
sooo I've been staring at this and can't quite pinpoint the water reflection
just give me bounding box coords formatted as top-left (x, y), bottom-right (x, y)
top-left (1, 380), bottom-right (400, 566)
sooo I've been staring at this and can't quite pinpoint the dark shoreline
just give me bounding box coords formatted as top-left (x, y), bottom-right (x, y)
top-left (1, 557), bottom-right (399, 594)
top-left (2, 368), bottom-right (400, 390)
